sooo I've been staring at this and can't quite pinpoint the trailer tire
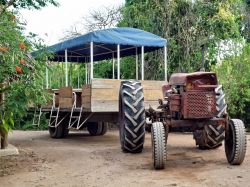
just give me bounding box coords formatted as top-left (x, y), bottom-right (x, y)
top-left (100, 122), bottom-right (108, 135)
top-left (87, 122), bottom-right (106, 136)
top-left (151, 122), bottom-right (167, 169)
top-left (62, 122), bottom-right (69, 138)
top-left (225, 119), bottom-right (247, 165)
top-left (49, 125), bottom-right (63, 138)
top-left (119, 80), bottom-right (145, 153)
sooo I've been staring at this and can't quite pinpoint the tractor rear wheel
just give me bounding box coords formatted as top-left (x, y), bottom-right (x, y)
top-left (87, 122), bottom-right (107, 136)
top-left (225, 119), bottom-right (247, 165)
top-left (194, 85), bottom-right (227, 149)
top-left (215, 85), bottom-right (227, 118)
top-left (151, 122), bottom-right (167, 169)
top-left (119, 80), bottom-right (145, 153)
top-left (193, 124), bottom-right (225, 149)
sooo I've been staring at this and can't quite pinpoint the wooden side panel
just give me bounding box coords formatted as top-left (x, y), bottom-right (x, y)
top-left (82, 84), bottom-right (91, 111)
top-left (89, 79), bottom-right (165, 112)
top-left (142, 80), bottom-right (165, 109)
top-left (91, 79), bottom-right (121, 112)
top-left (59, 87), bottom-right (73, 108)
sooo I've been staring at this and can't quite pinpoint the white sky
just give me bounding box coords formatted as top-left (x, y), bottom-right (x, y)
top-left (20, 0), bottom-right (124, 45)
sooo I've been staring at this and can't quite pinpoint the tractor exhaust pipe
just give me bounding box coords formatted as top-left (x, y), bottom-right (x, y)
top-left (201, 45), bottom-right (205, 72)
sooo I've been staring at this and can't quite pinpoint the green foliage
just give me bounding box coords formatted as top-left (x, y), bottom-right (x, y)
top-left (0, 111), bottom-right (14, 133)
top-left (119, 0), bottom-right (245, 75)
top-left (0, 0), bottom-right (58, 137)
top-left (0, 0), bottom-right (58, 11)
top-left (47, 63), bottom-right (86, 88)
top-left (14, 112), bottom-right (48, 130)
top-left (213, 44), bottom-right (250, 127)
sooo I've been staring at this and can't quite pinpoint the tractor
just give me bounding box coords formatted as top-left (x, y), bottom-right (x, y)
top-left (119, 71), bottom-right (247, 169)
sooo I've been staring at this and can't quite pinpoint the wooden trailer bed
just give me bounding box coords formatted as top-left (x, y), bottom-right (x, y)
top-left (40, 79), bottom-right (165, 113)
top-left (82, 79), bottom-right (165, 112)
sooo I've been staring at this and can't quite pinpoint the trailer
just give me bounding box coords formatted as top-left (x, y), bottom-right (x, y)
top-left (33, 27), bottom-right (167, 138)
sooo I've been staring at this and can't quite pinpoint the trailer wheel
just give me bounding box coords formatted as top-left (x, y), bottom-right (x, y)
top-left (100, 122), bottom-right (108, 135)
top-left (49, 125), bottom-right (63, 138)
top-left (119, 80), bottom-right (145, 153)
top-left (225, 119), bottom-right (247, 165)
top-left (62, 120), bottom-right (69, 138)
top-left (87, 122), bottom-right (106, 136)
top-left (151, 122), bottom-right (167, 169)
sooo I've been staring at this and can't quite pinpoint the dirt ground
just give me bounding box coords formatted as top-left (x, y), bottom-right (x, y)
top-left (0, 130), bottom-right (249, 187)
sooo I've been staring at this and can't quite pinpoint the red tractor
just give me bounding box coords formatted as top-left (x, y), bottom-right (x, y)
top-left (119, 71), bottom-right (247, 169)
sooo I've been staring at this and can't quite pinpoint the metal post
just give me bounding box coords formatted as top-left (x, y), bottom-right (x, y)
top-left (136, 47), bottom-right (138, 80)
top-left (46, 62), bottom-right (49, 89)
top-left (141, 46), bottom-right (144, 80)
top-left (78, 68), bottom-right (80, 88)
top-left (85, 63), bottom-right (88, 84)
top-left (90, 42), bottom-right (94, 81)
top-left (112, 53), bottom-right (115, 79)
top-left (88, 63), bottom-right (91, 84)
top-left (117, 44), bottom-right (120, 80)
top-left (65, 49), bottom-right (68, 87)
top-left (201, 45), bottom-right (205, 71)
top-left (164, 45), bottom-right (168, 81)
top-left (70, 62), bottom-right (72, 86)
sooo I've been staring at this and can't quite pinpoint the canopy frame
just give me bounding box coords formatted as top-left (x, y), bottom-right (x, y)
top-left (42, 27), bottom-right (168, 88)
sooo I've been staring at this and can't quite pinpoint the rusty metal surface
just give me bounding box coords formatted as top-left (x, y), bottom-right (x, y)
top-left (170, 94), bottom-right (181, 112)
top-left (183, 91), bottom-right (216, 119)
top-left (169, 73), bottom-right (188, 85)
top-left (169, 72), bottom-right (217, 86)
top-left (166, 118), bottom-right (226, 128)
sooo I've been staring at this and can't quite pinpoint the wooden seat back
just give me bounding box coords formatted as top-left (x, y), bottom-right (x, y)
top-left (59, 87), bottom-right (73, 108)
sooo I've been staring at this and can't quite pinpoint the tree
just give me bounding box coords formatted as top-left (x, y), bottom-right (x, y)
top-left (119, 0), bottom-right (245, 76)
top-left (213, 44), bottom-right (250, 128)
top-left (62, 6), bottom-right (122, 40)
top-left (0, 0), bottom-right (58, 14)
top-left (60, 6), bottom-right (123, 81)
top-left (0, 1), bottom-right (58, 149)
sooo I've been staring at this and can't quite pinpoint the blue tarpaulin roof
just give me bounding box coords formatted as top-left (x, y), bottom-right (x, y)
top-left (44, 27), bottom-right (167, 62)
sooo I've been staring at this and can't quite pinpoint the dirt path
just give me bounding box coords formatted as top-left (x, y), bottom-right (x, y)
top-left (0, 130), bottom-right (249, 187)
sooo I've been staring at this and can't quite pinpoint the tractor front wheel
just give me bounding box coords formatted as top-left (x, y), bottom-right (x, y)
top-left (151, 122), bottom-right (167, 169)
top-left (225, 119), bottom-right (247, 165)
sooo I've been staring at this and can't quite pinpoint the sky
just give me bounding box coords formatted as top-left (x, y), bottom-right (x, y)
top-left (20, 0), bottom-right (124, 45)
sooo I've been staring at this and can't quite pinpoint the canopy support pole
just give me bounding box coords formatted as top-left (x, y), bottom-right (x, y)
top-left (70, 62), bottom-right (72, 86)
top-left (112, 53), bottom-right (115, 79)
top-left (65, 49), bottom-right (68, 87)
top-left (136, 48), bottom-right (138, 80)
top-left (164, 45), bottom-right (168, 81)
top-left (85, 63), bottom-right (88, 84)
top-left (90, 42), bottom-right (94, 81)
top-left (141, 46), bottom-right (144, 80)
top-left (117, 44), bottom-right (120, 80)
top-left (46, 62), bottom-right (49, 89)
top-left (77, 68), bottom-right (80, 88)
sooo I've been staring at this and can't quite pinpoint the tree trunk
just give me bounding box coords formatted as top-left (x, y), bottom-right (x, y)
top-left (0, 128), bottom-right (8, 149)
top-left (0, 82), bottom-right (8, 149)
